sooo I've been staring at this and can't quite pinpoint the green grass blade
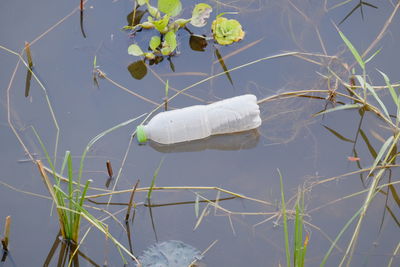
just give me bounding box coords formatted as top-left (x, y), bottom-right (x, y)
top-left (66, 152), bottom-right (74, 238)
top-left (165, 79), bottom-right (169, 98)
top-left (147, 158), bottom-right (164, 200)
top-left (356, 75), bottom-right (390, 119)
top-left (278, 169), bottom-right (291, 267)
top-left (378, 70), bottom-right (399, 109)
top-left (31, 126), bottom-right (56, 172)
top-left (314, 104), bottom-right (362, 116)
top-left (320, 206), bottom-right (364, 266)
top-left (364, 48), bottom-right (381, 64)
top-left (337, 30), bottom-right (365, 70)
top-left (369, 136), bottom-right (394, 175)
top-left (60, 151), bottom-right (70, 177)
top-left (294, 202), bottom-right (300, 266)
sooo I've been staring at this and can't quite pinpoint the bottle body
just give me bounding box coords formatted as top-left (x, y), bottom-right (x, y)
top-left (141, 94), bottom-right (261, 144)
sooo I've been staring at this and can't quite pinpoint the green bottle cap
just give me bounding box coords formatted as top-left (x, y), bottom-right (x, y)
top-left (136, 125), bottom-right (147, 143)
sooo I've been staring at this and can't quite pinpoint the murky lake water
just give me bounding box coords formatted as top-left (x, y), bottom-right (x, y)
top-left (1, 0), bottom-right (400, 266)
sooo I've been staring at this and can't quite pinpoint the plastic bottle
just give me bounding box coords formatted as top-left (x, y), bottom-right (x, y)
top-left (136, 94), bottom-right (262, 145)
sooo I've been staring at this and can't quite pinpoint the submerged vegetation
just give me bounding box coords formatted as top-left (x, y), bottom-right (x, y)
top-left (2, 0), bottom-right (400, 266)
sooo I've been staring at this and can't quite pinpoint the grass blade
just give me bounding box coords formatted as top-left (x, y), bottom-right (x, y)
top-left (377, 70), bottom-right (399, 112)
top-left (215, 48), bottom-right (234, 86)
top-left (147, 158), bottom-right (164, 200)
top-left (314, 104), bottom-right (362, 116)
top-left (364, 48), bottom-right (381, 64)
top-left (78, 113), bottom-right (146, 183)
top-left (278, 169), bottom-right (291, 267)
top-left (320, 206), bottom-right (364, 266)
top-left (337, 29), bottom-right (365, 70)
top-left (369, 136), bottom-right (394, 175)
top-left (356, 75), bottom-right (390, 119)
top-left (323, 125), bottom-right (354, 143)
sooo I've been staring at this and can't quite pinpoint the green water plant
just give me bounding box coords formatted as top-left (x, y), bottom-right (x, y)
top-left (279, 170), bottom-right (309, 267)
top-left (33, 114), bottom-right (146, 263)
top-left (315, 28), bottom-right (400, 266)
top-left (211, 16), bottom-right (245, 45)
top-left (126, 0), bottom-right (244, 59)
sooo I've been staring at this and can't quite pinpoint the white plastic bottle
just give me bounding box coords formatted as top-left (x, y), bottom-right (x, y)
top-left (136, 94), bottom-right (262, 144)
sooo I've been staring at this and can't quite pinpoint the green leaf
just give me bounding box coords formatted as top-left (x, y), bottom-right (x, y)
top-left (158, 0), bottom-right (182, 17)
top-left (160, 47), bottom-right (171, 56)
top-left (211, 17), bottom-right (245, 45)
top-left (164, 31), bottom-right (177, 51)
top-left (153, 15), bottom-right (170, 33)
top-left (313, 103), bottom-right (362, 116)
top-left (128, 44), bottom-right (144, 56)
top-left (369, 135), bottom-right (394, 175)
top-left (356, 75), bottom-right (390, 119)
top-left (147, 158), bottom-right (164, 200)
top-left (137, 0), bottom-right (148, 5)
top-left (365, 48), bottom-right (381, 64)
top-left (378, 70), bottom-right (399, 109)
top-left (174, 18), bottom-right (190, 28)
top-left (147, 3), bottom-right (161, 18)
top-left (191, 3), bottom-right (212, 27)
top-left (143, 52), bottom-right (155, 60)
top-left (337, 30), bottom-right (365, 70)
top-left (149, 36), bottom-right (161, 51)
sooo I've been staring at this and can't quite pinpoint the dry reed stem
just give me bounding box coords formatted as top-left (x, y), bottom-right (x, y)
top-left (88, 185), bottom-right (272, 205)
top-left (36, 160), bottom-right (67, 239)
top-left (125, 180), bottom-right (140, 221)
top-left (106, 160), bottom-right (113, 178)
top-left (97, 70), bottom-right (160, 106)
top-left (1, 216), bottom-right (11, 250)
top-left (24, 42), bottom-right (33, 68)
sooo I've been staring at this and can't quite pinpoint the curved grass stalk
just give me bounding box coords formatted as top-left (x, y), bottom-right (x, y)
top-left (1, 44), bottom-right (60, 166)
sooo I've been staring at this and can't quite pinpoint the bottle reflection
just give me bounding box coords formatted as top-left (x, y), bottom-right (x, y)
top-left (149, 129), bottom-right (260, 153)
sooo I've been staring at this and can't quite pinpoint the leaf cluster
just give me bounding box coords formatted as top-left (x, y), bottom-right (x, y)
top-left (126, 0), bottom-right (245, 60)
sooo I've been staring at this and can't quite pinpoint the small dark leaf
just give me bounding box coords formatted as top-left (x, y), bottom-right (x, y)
top-left (149, 55), bottom-right (164, 65)
top-left (189, 35), bottom-right (207, 51)
top-left (126, 9), bottom-right (146, 27)
top-left (127, 60), bottom-right (147, 80)
top-left (167, 57), bottom-right (175, 72)
top-left (215, 48), bottom-right (233, 85)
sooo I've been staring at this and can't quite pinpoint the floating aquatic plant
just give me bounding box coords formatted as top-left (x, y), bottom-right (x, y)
top-left (126, 1), bottom-right (245, 60)
top-left (211, 16), bottom-right (245, 45)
